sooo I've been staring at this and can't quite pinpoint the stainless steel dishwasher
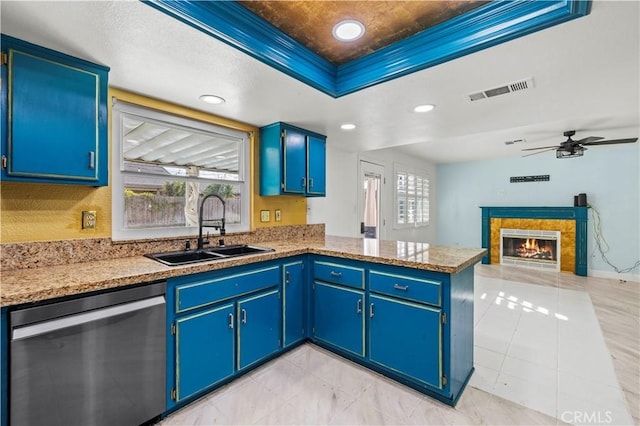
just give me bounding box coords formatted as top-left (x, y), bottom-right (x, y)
top-left (9, 281), bottom-right (166, 426)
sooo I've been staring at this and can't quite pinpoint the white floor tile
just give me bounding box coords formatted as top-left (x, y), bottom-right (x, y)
top-left (500, 355), bottom-right (557, 387)
top-left (355, 375), bottom-right (425, 423)
top-left (329, 397), bottom-right (400, 426)
top-left (282, 375), bottom-right (356, 425)
top-left (312, 352), bottom-right (377, 398)
top-left (557, 371), bottom-right (632, 425)
top-left (492, 371), bottom-right (557, 419)
top-left (474, 345), bottom-right (506, 371)
top-left (205, 375), bottom-right (287, 425)
top-left (468, 364), bottom-right (499, 392)
top-left (557, 391), bottom-right (633, 426)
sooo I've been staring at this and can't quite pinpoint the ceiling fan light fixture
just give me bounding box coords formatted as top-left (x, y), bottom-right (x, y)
top-left (413, 104), bottom-right (435, 113)
top-left (556, 146), bottom-right (584, 159)
top-left (333, 20), bottom-right (365, 41)
top-left (199, 94), bottom-right (226, 104)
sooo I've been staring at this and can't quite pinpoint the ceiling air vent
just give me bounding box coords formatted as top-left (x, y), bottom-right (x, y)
top-left (468, 78), bottom-right (534, 102)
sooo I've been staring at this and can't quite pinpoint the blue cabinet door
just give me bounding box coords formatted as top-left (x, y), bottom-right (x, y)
top-left (1, 35), bottom-right (109, 186)
top-left (237, 289), bottom-right (281, 370)
top-left (369, 294), bottom-right (443, 389)
top-left (306, 135), bottom-right (326, 196)
top-left (282, 128), bottom-right (307, 194)
top-left (175, 303), bottom-right (235, 402)
top-left (259, 122), bottom-right (326, 197)
top-left (283, 261), bottom-right (305, 347)
top-left (313, 281), bottom-right (365, 357)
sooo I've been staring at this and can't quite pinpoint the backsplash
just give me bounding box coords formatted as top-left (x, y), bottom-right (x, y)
top-left (0, 224), bottom-right (325, 270)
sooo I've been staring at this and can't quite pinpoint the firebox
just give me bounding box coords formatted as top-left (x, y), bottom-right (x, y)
top-left (500, 229), bottom-right (561, 271)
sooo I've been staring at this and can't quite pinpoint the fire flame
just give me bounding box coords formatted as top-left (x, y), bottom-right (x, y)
top-left (515, 238), bottom-right (554, 259)
top-left (524, 238), bottom-right (538, 251)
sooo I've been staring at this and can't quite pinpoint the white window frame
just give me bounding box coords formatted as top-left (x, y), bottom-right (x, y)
top-left (111, 100), bottom-right (250, 241)
top-left (394, 163), bottom-right (430, 228)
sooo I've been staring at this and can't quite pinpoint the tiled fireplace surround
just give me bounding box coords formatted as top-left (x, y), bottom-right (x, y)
top-left (481, 206), bottom-right (588, 276)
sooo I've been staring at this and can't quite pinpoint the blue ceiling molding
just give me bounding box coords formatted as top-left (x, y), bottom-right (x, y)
top-left (143, 0), bottom-right (591, 98)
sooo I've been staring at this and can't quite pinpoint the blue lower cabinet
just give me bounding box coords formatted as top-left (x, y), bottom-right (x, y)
top-left (283, 261), bottom-right (305, 347)
top-left (313, 281), bottom-right (365, 357)
top-left (237, 289), bottom-right (281, 370)
top-left (368, 294), bottom-right (443, 389)
top-left (175, 303), bottom-right (235, 402)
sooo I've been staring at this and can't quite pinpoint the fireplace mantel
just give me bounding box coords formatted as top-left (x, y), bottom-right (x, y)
top-left (480, 206), bottom-right (588, 276)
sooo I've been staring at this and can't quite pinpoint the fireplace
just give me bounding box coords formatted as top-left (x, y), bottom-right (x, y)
top-left (500, 229), bottom-right (561, 271)
top-left (480, 206), bottom-right (588, 276)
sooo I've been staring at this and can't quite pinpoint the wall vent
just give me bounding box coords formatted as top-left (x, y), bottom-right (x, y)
top-left (468, 78), bottom-right (534, 102)
top-left (504, 138), bottom-right (527, 146)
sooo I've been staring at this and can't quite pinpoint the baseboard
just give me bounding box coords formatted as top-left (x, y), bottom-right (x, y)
top-left (588, 269), bottom-right (640, 283)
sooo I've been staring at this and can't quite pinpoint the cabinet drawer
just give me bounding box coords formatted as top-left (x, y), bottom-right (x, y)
top-left (176, 266), bottom-right (280, 313)
top-left (313, 261), bottom-right (364, 289)
top-left (369, 271), bottom-right (441, 306)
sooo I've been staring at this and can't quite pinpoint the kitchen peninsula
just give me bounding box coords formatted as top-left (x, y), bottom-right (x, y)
top-left (1, 233), bottom-right (486, 423)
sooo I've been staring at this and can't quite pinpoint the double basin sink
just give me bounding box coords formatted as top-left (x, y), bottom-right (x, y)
top-left (145, 244), bottom-right (273, 266)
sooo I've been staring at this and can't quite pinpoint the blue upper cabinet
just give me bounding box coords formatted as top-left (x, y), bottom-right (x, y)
top-left (259, 122), bottom-right (326, 197)
top-left (1, 35), bottom-right (109, 186)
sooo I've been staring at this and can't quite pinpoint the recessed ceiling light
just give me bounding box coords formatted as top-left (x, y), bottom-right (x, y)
top-left (199, 94), bottom-right (226, 104)
top-left (340, 123), bottom-right (356, 130)
top-left (332, 20), bottom-right (365, 42)
top-left (413, 104), bottom-right (435, 113)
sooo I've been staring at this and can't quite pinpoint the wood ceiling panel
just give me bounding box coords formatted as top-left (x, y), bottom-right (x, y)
top-left (238, 1), bottom-right (489, 65)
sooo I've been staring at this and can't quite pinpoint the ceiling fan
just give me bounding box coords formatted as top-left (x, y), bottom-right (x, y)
top-left (522, 130), bottom-right (638, 159)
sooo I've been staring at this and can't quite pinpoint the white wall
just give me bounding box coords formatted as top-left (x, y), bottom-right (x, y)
top-left (309, 145), bottom-right (438, 243)
top-left (307, 146), bottom-right (359, 237)
top-left (436, 143), bottom-right (640, 280)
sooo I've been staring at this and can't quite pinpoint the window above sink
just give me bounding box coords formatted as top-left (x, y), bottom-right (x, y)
top-left (111, 99), bottom-right (251, 241)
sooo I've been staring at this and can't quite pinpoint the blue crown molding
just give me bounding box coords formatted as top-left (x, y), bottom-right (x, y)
top-left (143, 0), bottom-right (591, 98)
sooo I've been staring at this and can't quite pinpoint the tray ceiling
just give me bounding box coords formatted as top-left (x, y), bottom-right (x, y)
top-left (237, 1), bottom-right (489, 65)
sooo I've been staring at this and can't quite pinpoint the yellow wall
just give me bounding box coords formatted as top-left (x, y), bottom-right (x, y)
top-left (0, 88), bottom-right (306, 243)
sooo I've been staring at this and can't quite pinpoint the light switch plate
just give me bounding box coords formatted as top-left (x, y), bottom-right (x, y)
top-left (275, 209), bottom-right (281, 221)
top-left (260, 210), bottom-right (270, 222)
top-left (82, 211), bottom-right (97, 229)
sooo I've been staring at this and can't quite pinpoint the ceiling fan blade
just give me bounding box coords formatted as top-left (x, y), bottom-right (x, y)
top-left (575, 136), bottom-right (604, 144)
top-left (521, 145), bottom-right (559, 151)
top-left (522, 147), bottom-right (557, 157)
top-left (581, 138), bottom-right (638, 146)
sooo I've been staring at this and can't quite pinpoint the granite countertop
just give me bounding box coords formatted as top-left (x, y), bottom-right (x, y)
top-left (0, 236), bottom-right (486, 307)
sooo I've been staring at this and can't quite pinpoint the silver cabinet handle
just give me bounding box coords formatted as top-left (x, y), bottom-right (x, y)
top-left (228, 313), bottom-right (234, 329)
top-left (285, 271), bottom-right (291, 285)
top-left (356, 298), bottom-right (362, 314)
top-left (330, 271), bottom-right (342, 278)
top-left (394, 284), bottom-right (409, 291)
top-left (308, 178), bottom-right (314, 188)
top-left (241, 308), bottom-right (247, 324)
top-left (369, 303), bottom-right (375, 318)
top-left (301, 177), bottom-right (306, 188)
top-left (89, 151), bottom-right (95, 170)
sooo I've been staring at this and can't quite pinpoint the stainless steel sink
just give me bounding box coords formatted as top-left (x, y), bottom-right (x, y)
top-left (145, 245), bottom-right (273, 266)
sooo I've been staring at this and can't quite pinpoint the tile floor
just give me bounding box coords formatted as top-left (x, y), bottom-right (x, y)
top-left (159, 264), bottom-right (639, 425)
top-left (472, 270), bottom-right (634, 425)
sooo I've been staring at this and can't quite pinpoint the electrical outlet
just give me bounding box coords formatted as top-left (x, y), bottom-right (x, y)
top-left (82, 211), bottom-right (97, 229)
top-left (275, 209), bottom-right (281, 221)
top-left (260, 210), bottom-right (270, 222)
